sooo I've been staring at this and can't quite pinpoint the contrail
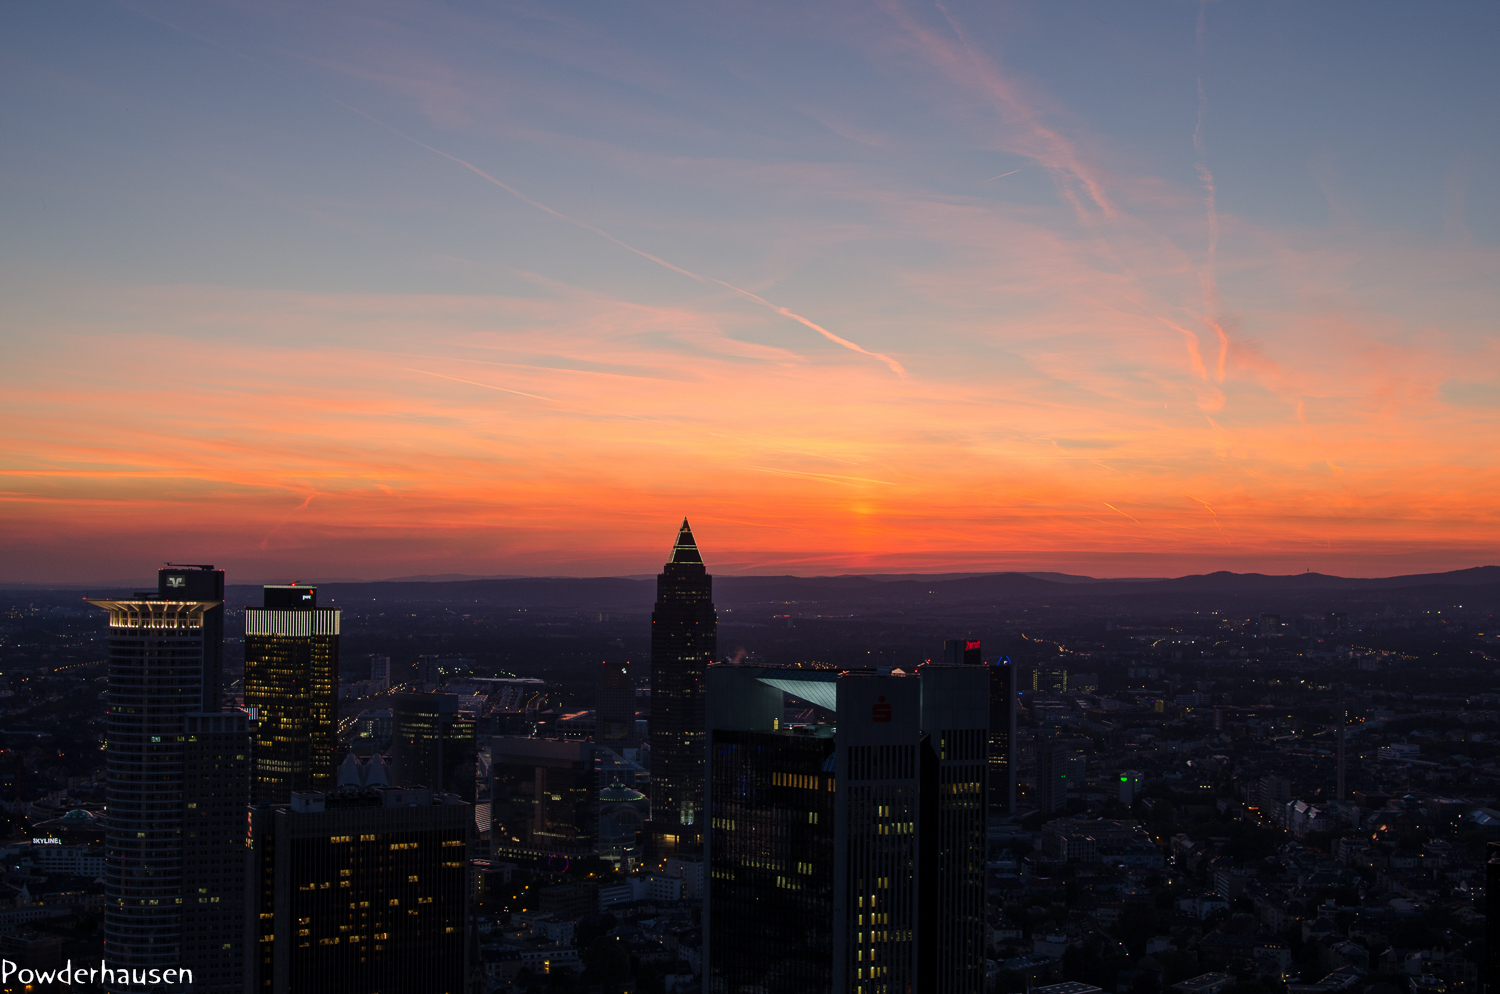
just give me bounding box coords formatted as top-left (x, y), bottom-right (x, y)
top-left (1194, 1), bottom-right (1228, 383)
top-left (344, 104), bottom-right (906, 378)
top-left (1103, 502), bottom-right (1141, 525)
top-left (983, 168), bottom-right (1022, 183)
top-left (1186, 494), bottom-right (1225, 534)
top-left (405, 367), bottom-right (553, 402)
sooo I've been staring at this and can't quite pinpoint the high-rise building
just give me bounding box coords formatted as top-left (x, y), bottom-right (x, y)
top-left (596, 659), bottom-right (638, 751)
top-left (1486, 842), bottom-right (1500, 994)
top-left (647, 518), bottom-right (717, 857)
top-left (490, 737), bottom-right (599, 864)
top-left (88, 565), bottom-right (248, 993)
top-left (985, 657), bottom-right (1016, 819)
top-left (393, 693), bottom-right (478, 802)
top-left (705, 664), bottom-right (989, 994)
top-left (941, 638), bottom-right (982, 666)
top-left (369, 655), bottom-right (391, 691)
top-left (941, 639), bottom-right (1016, 821)
top-left (249, 786), bottom-right (471, 994)
top-left (1119, 770), bottom-right (1143, 806)
top-left (244, 584), bottom-right (340, 804)
top-left (1035, 741), bottom-right (1069, 814)
top-left (182, 710), bottom-right (250, 990)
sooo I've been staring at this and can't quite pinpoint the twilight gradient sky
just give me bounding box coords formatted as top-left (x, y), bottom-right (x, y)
top-left (3, 1), bottom-right (1499, 582)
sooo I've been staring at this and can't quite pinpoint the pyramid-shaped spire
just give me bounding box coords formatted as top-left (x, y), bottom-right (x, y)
top-left (669, 517), bottom-right (704, 565)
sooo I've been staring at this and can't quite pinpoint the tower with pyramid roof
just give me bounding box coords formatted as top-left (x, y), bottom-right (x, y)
top-left (646, 518), bottom-right (718, 858)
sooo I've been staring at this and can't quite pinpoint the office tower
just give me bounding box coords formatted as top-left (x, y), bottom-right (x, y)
top-left (1031, 666), bottom-right (1068, 693)
top-left (1119, 770), bottom-right (1143, 806)
top-left (986, 657), bottom-right (1016, 819)
top-left (941, 639), bottom-right (1015, 821)
top-left (244, 584), bottom-right (340, 804)
top-left (648, 518), bottom-right (717, 857)
top-left (940, 638), bottom-right (982, 666)
top-left (369, 655), bottom-right (391, 691)
top-left (393, 693), bottom-right (478, 803)
top-left (705, 664), bottom-right (988, 994)
top-left (88, 565), bottom-right (248, 993)
top-left (1487, 842), bottom-right (1500, 994)
top-left (416, 655), bottom-right (442, 686)
top-left (596, 659), bottom-right (638, 751)
top-left (249, 786), bottom-right (471, 994)
top-left (1035, 741), bottom-right (1069, 814)
top-left (490, 737), bottom-right (599, 863)
top-left (918, 665), bottom-right (989, 994)
top-left (182, 711), bottom-right (250, 992)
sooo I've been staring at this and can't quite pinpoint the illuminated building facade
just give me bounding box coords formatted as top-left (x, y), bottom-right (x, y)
top-left (705, 664), bottom-right (989, 994)
top-left (490, 737), bottom-right (599, 863)
top-left (647, 518), bottom-right (717, 857)
top-left (393, 693), bottom-right (478, 802)
top-left (249, 786), bottom-right (471, 994)
top-left (88, 565), bottom-right (248, 994)
top-left (244, 584), bottom-right (340, 804)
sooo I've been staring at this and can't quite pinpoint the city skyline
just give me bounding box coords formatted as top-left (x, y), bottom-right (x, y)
top-left (5, 2), bottom-right (1499, 583)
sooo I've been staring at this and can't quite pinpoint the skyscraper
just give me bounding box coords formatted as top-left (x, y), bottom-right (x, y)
top-left (1035, 741), bottom-right (1069, 815)
top-left (940, 638), bottom-right (982, 666)
top-left (596, 659), bottom-right (638, 751)
top-left (249, 786), bottom-right (471, 994)
top-left (244, 584), bottom-right (340, 804)
top-left (88, 565), bottom-right (248, 993)
top-left (489, 737), bottom-right (599, 863)
top-left (705, 663), bottom-right (989, 994)
top-left (182, 710), bottom-right (250, 992)
top-left (393, 692), bottom-right (478, 802)
top-left (986, 657), bottom-right (1016, 819)
top-left (647, 518), bottom-right (717, 857)
top-left (942, 638), bottom-right (1015, 820)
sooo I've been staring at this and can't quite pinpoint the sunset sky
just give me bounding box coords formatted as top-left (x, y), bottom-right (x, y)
top-left (4, 1), bottom-right (1498, 582)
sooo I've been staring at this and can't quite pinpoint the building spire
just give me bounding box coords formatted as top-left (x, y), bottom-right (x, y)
top-left (669, 517), bottom-right (704, 565)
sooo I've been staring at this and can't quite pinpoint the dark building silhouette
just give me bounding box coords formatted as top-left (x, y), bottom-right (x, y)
top-left (88, 565), bottom-right (248, 994)
top-left (182, 711), bottom-right (250, 992)
top-left (1488, 841), bottom-right (1500, 994)
top-left (1036, 741), bottom-right (1069, 814)
top-left (705, 664), bottom-right (988, 994)
top-left (490, 737), bottom-right (599, 863)
top-left (596, 659), bottom-right (638, 751)
top-left (393, 693), bottom-right (478, 802)
top-left (647, 518), bottom-right (717, 857)
top-left (941, 638), bottom-right (983, 666)
top-left (249, 786), bottom-right (471, 994)
top-left (941, 638), bottom-right (1016, 818)
top-left (244, 584), bottom-right (340, 804)
top-left (986, 657), bottom-right (1016, 818)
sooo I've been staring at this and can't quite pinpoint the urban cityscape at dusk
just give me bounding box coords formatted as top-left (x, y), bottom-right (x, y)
top-left (1, 2), bottom-right (1498, 994)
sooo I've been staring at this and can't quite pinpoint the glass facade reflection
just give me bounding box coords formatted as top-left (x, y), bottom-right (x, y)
top-left (708, 729), bottom-right (835, 994)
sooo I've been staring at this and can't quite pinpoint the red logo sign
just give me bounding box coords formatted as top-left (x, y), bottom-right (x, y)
top-left (872, 696), bottom-right (892, 722)
top-left (965, 640), bottom-right (981, 651)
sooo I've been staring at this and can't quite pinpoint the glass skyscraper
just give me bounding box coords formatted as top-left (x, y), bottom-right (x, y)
top-left (647, 518), bottom-right (717, 857)
top-left (393, 692), bottom-right (478, 802)
top-left (705, 663), bottom-right (989, 994)
top-left (244, 584), bottom-right (340, 804)
top-left (89, 565), bottom-right (248, 994)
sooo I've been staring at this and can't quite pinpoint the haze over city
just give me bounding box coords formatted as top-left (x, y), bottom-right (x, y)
top-left (5, 2), bottom-right (1498, 583)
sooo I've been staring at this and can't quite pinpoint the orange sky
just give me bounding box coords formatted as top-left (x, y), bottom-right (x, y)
top-left (3, 2), bottom-right (1498, 582)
